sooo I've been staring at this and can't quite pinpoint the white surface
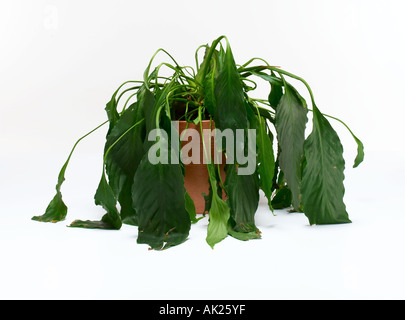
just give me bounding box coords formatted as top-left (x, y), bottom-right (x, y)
top-left (1, 0), bottom-right (405, 300)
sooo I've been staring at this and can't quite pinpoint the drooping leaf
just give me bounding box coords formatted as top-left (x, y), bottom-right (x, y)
top-left (246, 102), bottom-right (275, 211)
top-left (93, 171), bottom-right (122, 228)
top-left (301, 106), bottom-right (351, 225)
top-left (105, 101), bottom-right (145, 183)
top-left (196, 45), bottom-right (210, 84)
top-left (197, 36), bottom-right (226, 83)
top-left (256, 116), bottom-right (275, 211)
top-left (32, 160), bottom-right (68, 223)
top-left (67, 87), bottom-right (150, 229)
top-left (101, 87), bottom-right (153, 226)
top-left (132, 130), bottom-right (191, 250)
top-left (205, 163), bottom-right (230, 248)
top-left (227, 221), bottom-right (261, 241)
top-left (70, 114), bottom-right (146, 229)
top-left (32, 121), bottom-right (107, 223)
top-left (320, 112), bottom-right (364, 168)
top-left (249, 71), bottom-right (284, 110)
top-left (104, 108), bottom-right (142, 224)
top-left (224, 164), bottom-right (261, 240)
top-left (103, 91), bottom-right (153, 225)
top-left (196, 45), bottom-right (219, 86)
top-left (250, 71), bottom-right (283, 85)
top-left (32, 191), bottom-right (67, 223)
top-left (275, 81), bottom-right (308, 211)
top-left (353, 135), bottom-right (364, 168)
top-left (69, 172), bottom-right (122, 229)
top-left (213, 42), bottom-right (247, 132)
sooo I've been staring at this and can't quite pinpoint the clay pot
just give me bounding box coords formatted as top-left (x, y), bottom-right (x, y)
top-left (177, 120), bottom-right (226, 214)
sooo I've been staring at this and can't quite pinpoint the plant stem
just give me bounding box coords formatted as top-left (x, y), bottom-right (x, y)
top-left (120, 92), bottom-right (138, 113)
top-left (53, 120), bottom-right (108, 192)
top-left (308, 108), bottom-right (358, 138)
top-left (240, 57), bottom-right (271, 68)
top-left (195, 44), bottom-right (209, 72)
top-left (240, 65), bottom-right (317, 107)
top-left (67, 121), bottom-right (108, 167)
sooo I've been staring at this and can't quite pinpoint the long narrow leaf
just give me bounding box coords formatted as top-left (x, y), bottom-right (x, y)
top-left (213, 42), bottom-right (247, 131)
top-left (322, 113), bottom-right (364, 168)
top-left (225, 164), bottom-right (260, 240)
top-left (70, 172), bottom-right (122, 229)
top-left (133, 140), bottom-right (191, 250)
top-left (256, 116), bottom-right (275, 211)
top-left (70, 117), bottom-right (145, 229)
top-left (275, 81), bottom-right (308, 211)
top-left (104, 89), bottom-right (154, 225)
top-left (205, 163), bottom-right (230, 248)
top-left (301, 106), bottom-right (351, 225)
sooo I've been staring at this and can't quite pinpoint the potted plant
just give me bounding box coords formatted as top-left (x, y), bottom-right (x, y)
top-left (32, 36), bottom-right (364, 250)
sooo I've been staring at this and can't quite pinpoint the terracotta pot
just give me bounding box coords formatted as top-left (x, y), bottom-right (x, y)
top-left (177, 120), bottom-right (226, 214)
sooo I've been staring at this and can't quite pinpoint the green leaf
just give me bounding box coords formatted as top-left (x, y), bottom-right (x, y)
top-left (68, 220), bottom-right (113, 229)
top-left (132, 135), bottom-right (191, 250)
top-left (268, 72), bottom-right (284, 110)
top-left (94, 172), bottom-right (122, 229)
top-left (246, 101), bottom-right (275, 212)
top-left (142, 81), bottom-right (175, 152)
top-left (224, 164), bottom-right (261, 239)
top-left (70, 114), bottom-right (146, 229)
top-left (205, 163), bottom-right (230, 248)
top-left (202, 68), bottom-right (217, 116)
top-left (196, 45), bottom-right (219, 86)
top-left (140, 86), bottom-right (159, 143)
top-left (198, 36), bottom-right (225, 82)
top-left (213, 42), bottom-right (247, 131)
top-left (105, 95), bottom-right (120, 134)
top-left (32, 121), bottom-right (107, 223)
top-left (275, 82), bottom-right (308, 211)
top-left (100, 87), bottom-right (154, 226)
top-left (320, 112), bottom-right (364, 168)
top-left (70, 172), bottom-right (122, 229)
top-left (301, 106), bottom-right (351, 225)
top-left (32, 191), bottom-right (67, 223)
top-left (227, 220), bottom-right (261, 241)
top-left (32, 159), bottom-right (68, 222)
top-left (271, 187), bottom-right (292, 209)
top-left (256, 116), bottom-right (275, 211)
top-left (250, 71), bottom-right (284, 86)
top-left (254, 106), bottom-right (275, 124)
top-left (104, 99), bottom-right (149, 225)
top-left (185, 191), bottom-right (201, 223)
top-left (353, 135), bottom-right (364, 168)
top-left (202, 191), bottom-right (212, 215)
top-left (105, 102), bottom-right (145, 182)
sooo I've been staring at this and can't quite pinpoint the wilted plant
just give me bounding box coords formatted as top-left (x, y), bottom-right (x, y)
top-left (33, 36), bottom-right (364, 250)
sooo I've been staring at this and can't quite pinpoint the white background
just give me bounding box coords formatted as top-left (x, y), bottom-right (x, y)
top-left (1, 0), bottom-right (404, 299)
